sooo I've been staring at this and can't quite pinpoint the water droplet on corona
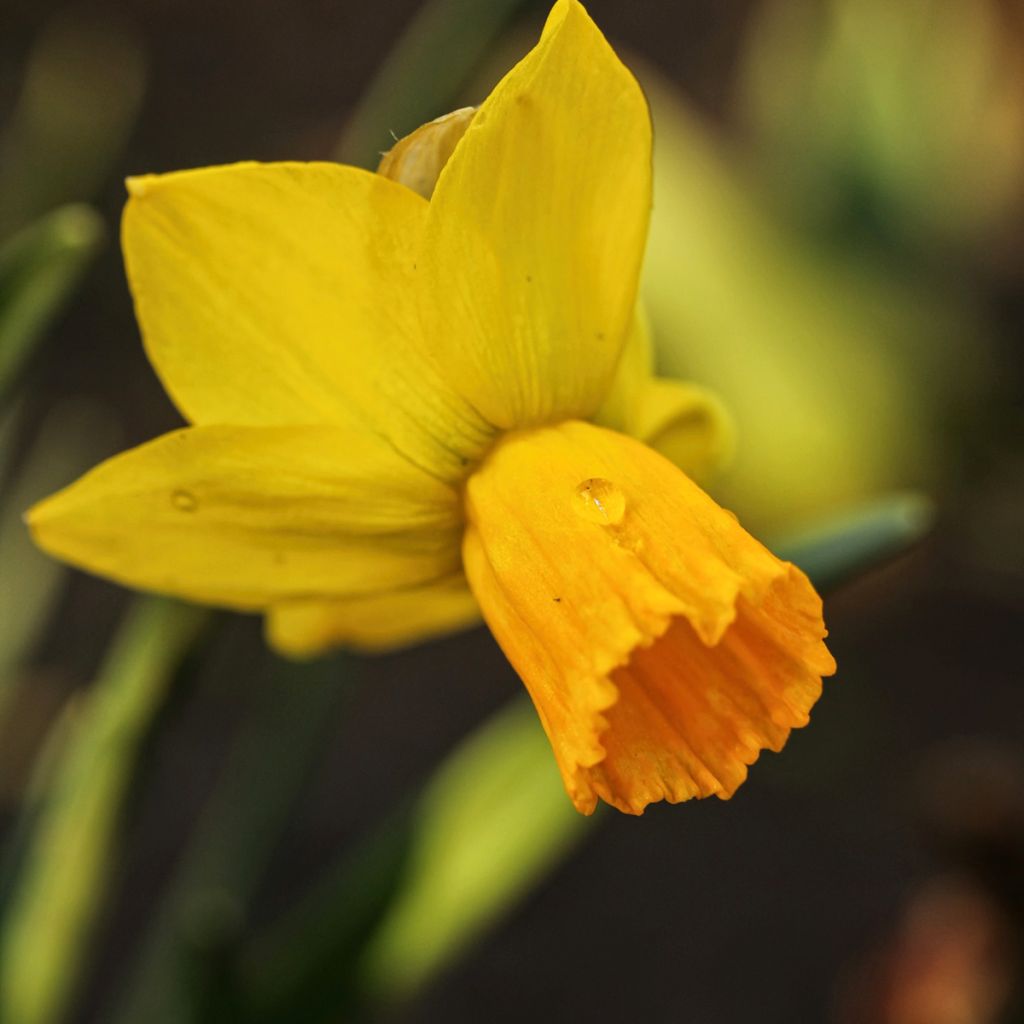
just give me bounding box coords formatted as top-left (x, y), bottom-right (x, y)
top-left (171, 489), bottom-right (198, 512)
top-left (574, 478), bottom-right (625, 525)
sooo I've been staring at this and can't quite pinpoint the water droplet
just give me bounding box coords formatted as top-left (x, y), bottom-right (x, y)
top-left (171, 489), bottom-right (198, 512)
top-left (574, 478), bottom-right (625, 525)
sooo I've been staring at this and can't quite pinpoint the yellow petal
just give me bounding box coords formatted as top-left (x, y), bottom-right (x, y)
top-left (420, 0), bottom-right (652, 429)
top-left (122, 162), bottom-right (494, 478)
top-left (626, 378), bottom-right (734, 484)
top-left (596, 309), bottom-right (734, 482)
top-left (27, 426), bottom-right (462, 609)
top-left (267, 575), bottom-right (480, 657)
top-left (462, 420), bottom-right (834, 815)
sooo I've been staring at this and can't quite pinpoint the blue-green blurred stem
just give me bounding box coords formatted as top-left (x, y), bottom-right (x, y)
top-left (775, 492), bottom-right (934, 591)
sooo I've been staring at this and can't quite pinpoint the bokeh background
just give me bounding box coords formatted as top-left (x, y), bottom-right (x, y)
top-left (1, 1), bottom-right (1023, 1022)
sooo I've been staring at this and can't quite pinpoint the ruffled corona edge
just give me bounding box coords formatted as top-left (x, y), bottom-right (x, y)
top-left (463, 420), bottom-right (835, 815)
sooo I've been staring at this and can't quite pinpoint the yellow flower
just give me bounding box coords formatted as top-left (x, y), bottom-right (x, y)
top-left (27, 0), bottom-right (834, 815)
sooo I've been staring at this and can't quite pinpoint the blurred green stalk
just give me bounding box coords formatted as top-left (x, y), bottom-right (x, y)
top-left (235, 804), bottom-right (415, 1024)
top-left (354, 697), bottom-right (586, 1005)
top-left (0, 13), bottom-right (145, 236)
top-left (0, 598), bottom-right (208, 1024)
top-left (238, 696), bottom-right (588, 1023)
top-left (110, 652), bottom-right (355, 1024)
top-left (0, 205), bottom-right (103, 409)
top-left (337, 0), bottom-right (537, 168)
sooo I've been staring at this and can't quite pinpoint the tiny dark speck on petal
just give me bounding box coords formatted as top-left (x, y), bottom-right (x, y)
top-left (553, 596), bottom-right (561, 603)
top-left (526, 274), bottom-right (533, 283)
top-left (596, 331), bottom-right (605, 340)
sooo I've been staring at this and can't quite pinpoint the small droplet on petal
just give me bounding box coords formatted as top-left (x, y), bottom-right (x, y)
top-left (574, 478), bottom-right (625, 526)
top-left (171, 489), bottom-right (198, 512)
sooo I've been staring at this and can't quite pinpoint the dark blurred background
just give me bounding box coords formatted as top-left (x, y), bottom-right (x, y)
top-left (1, 1), bottom-right (1022, 1022)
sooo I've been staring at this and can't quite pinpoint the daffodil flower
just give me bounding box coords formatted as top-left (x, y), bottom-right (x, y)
top-left (28, 0), bottom-right (835, 814)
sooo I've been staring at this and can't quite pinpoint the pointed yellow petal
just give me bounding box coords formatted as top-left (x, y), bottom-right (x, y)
top-left (267, 574), bottom-right (480, 657)
top-left (626, 378), bottom-right (734, 483)
top-left (122, 162), bottom-right (493, 478)
top-left (421, 0), bottom-right (652, 429)
top-left (27, 426), bottom-right (462, 608)
top-left (596, 309), bottom-right (734, 481)
top-left (462, 420), bottom-right (834, 815)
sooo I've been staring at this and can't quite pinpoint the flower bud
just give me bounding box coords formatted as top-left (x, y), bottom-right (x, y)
top-left (377, 107), bottom-right (476, 200)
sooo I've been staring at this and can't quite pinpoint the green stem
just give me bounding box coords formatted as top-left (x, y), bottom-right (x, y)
top-left (109, 652), bottom-right (356, 1024)
top-left (336, 0), bottom-right (539, 168)
top-left (0, 597), bottom-right (208, 1024)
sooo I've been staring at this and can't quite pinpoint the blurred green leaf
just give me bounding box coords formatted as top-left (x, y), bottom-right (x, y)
top-left (775, 491), bottom-right (934, 593)
top-left (229, 702), bottom-right (586, 1024)
top-left (0, 691), bottom-right (82, 919)
top-left (236, 805), bottom-right (414, 1024)
top-left (641, 74), bottom-right (979, 532)
top-left (739, 0), bottom-right (1024, 255)
top-left (338, 0), bottom-right (537, 167)
top-left (0, 597), bottom-right (208, 1024)
top-left (0, 205), bottom-right (104, 407)
top-left (0, 13), bottom-right (145, 235)
top-left (354, 698), bottom-right (588, 1007)
top-left (110, 652), bottom-right (355, 1024)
